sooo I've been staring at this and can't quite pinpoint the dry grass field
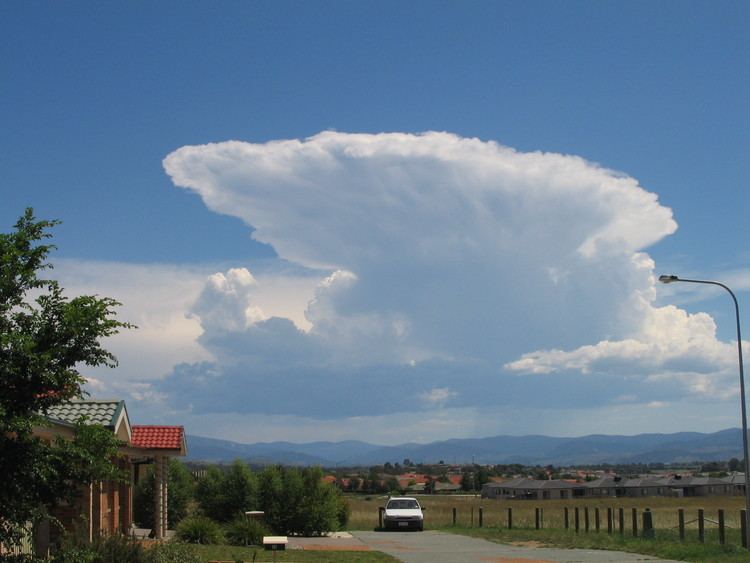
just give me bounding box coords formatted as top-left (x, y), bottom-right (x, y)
top-left (345, 493), bottom-right (749, 532)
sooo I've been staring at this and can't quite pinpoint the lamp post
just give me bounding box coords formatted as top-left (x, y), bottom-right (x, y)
top-left (659, 274), bottom-right (750, 542)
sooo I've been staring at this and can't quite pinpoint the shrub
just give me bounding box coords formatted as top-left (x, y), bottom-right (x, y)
top-left (0, 556), bottom-right (48, 563)
top-left (147, 542), bottom-right (202, 563)
top-left (195, 461), bottom-right (256, 523)
top-left (52, 532), bottom-right (148, 563)
top-left (337, 496), bottom-right (351, 529)
top-left (175, 516), bottom-right (223, 544)
top-left (224, 516), bottom-right (269, 546)
top-left (90, 533), bottom-right (148, 563)
top-left (258, 466), bottom-right (342, 536)
top-left (50, 547), bottom-right (95, 563)
top-left (134, 460), bottom-right (194, 529)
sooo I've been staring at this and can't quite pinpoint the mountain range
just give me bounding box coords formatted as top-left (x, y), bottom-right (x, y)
top-left (185, 428), bottom-right (747, 466)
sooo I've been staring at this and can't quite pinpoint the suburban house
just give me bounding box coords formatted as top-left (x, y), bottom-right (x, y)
top-left (481, 478), bottom-right (587, 500)
top-left (724, 472), bottom-right (746, 495)
top-left (654, 475), bottom-right (733, 497)
top-left (4, 399), bottom-right (187, 556)
top-left (482, 474), bottom-right (736, 501)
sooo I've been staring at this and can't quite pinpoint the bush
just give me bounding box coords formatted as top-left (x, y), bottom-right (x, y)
top-left (224, 516), bottom-right (269, 546)
top-left (175, 516), bottom-right (223, 544)
top-left (147, 542), bottom-right (202, 563)
top-left (91, 533), bottom-right (148, 563)
top-left (133, 460), bottom-right (194, 529)
top-left (195, 461), bottom-right (256, 523)
top-left (50, 547), bottom-right (95, 563)
top-left (258, 466), bottom-right (342, 536)
top-left (0, 556), bottom-right (48, 563)
top-left (52, 532), bottom-right (148, 563)
top-left (337, 496), bottom-right (351, 529)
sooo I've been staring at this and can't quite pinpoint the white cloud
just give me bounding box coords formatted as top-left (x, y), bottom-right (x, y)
top-left (419, 387), bottom-right (457, 406)
top-left (54, 131), bottom-right (745, 442)
top-left (163, 132), bottom-right (679, 364)
top-left (53, 259), bottom-right (211, 385)
top-left (506, 300), bottom-right (743, 400)
top-left (192, 268), bottom-right (266, 332)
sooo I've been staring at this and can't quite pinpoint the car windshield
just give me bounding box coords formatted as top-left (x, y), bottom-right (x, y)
top-left (387, 499), bottom-right (419, 509)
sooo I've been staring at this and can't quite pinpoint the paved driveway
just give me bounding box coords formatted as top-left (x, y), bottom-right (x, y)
top-left (350, 531), bottom-right (684, 563)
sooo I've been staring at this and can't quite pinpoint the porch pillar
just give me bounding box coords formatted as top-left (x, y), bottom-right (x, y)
top-left (162, 459), bottom-right (169, 536)
top-left (153, 455), bottom-right (169, 538)
top-left (154, 455), bottom-right (164, 539)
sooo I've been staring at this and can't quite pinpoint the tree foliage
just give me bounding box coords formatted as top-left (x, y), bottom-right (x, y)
top-left (257, 465), bottom-right (344, 536)
top-left (0, 209), bottom-right (132, 549)
top-left (133, 459), bottom-right (194, 529)
top-left (194, 462), bottom-right (347, 536)
top-left (194, 461), bottom-right (256, 522)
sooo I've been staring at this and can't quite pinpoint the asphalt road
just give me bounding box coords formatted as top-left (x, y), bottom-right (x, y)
top-left (350, 531), bottom-right (684, 563)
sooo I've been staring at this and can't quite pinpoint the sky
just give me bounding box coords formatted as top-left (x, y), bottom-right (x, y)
top-left (2, 1), bottom-right (749, 445)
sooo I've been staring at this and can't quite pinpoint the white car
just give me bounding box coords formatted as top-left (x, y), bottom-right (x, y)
top-left (383, 496), bottom-right (424, 531)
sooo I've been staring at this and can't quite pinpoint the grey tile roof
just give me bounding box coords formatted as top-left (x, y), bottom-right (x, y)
top-left (45, 400), bottom-right (124, 427)
top-left (584, 477), bottom-right (620, 488)
top-left (724, 472), bottom-right (745, 484)
top-left (622, 478), bottom-right (663, 488)
top-left (487, 478), bottom-right (580, 490)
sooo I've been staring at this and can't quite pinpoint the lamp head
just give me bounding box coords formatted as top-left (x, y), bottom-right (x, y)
top-left (659, 275), bottom-right (679, 284)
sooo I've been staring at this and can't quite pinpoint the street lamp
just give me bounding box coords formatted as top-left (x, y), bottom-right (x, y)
top-left (659, 274), bottom-right (750, 542)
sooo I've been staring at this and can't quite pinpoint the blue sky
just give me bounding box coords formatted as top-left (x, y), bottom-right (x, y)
top-left (2, 1), bottom-right (749, 444)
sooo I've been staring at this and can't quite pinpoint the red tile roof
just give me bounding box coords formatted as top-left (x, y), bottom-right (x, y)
top-left (131, 425), bottom-right (184, 450)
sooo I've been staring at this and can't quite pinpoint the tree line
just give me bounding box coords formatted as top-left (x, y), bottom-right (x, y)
top-left (134, 460), bottom-right (349, 540)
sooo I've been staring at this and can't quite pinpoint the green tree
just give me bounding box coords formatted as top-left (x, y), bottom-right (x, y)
top-left (257, 466), bottom-right (342, 536)
top-left (0, 209), bottom-right (132, 549)
top-left (194, 466), bottom-right (225, 520)
top-left (194, 461), bottom-right (257, 522)
top-left (133, 459), bottom-right (194, 529)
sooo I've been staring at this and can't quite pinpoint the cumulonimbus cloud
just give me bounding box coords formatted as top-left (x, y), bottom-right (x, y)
top-left (153, 131), bottom-right (740, 423)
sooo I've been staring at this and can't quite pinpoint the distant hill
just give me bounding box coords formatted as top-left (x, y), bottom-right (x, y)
top-left (185, 428), bottom-right (748, 466)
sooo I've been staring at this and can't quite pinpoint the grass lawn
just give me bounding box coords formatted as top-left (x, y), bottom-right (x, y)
top-left (345, 493), bottom-right (750, 561)
top-left (443, 525), bottom-right (750, 563)
top-left (185, 543), bottom-right (399, 562)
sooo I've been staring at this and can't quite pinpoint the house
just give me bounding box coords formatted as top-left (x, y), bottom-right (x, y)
top-left (619, 478), bottom-right (665, 498)
top-left (8, 399), bottom-right (187, 556)
top-left (724, 472), bottom-right (746, 495)
top-left (654, 475), bottom-right (732, 497)
top-left (583, 476), bottom-right (622, 497)
top-left (433, 481), bottom-right (462, 493)
top-left (481, 478), bottom-right (587, 500)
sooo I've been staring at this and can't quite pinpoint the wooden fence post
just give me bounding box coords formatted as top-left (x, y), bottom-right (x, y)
top-left (471, 507), bottom-right (474, 527)
top-left (378, 506), bottom-right (384, 530)
top-left (718, 509), bottom-right (725, 545)
top-left (607, 507), bottom-right (613, 534)
top-left (619, 507), bottom-right (624, 535)
top-left (574, 507), bottom-right (580, 533)
top-left (479, 507), bottom-right (483, 528)
top-left (632, 507), bottom-right (637, 537)
top-left (584, 507), bottom-right (589, 533)
top-left (678, 508), bottom-right (685, 542)
top-left (698, 509), bottom-right (704, 544)
top-left (507, 507), bottom-right (513, 530)
top-left (742, 509), bottom-right (747, 548)
top-left (452, 507), bottom-right (456, 526)
top-left (642, 508), bottom-right (654, 539)
top-left (564, 507), bottom-right (569, 529)
top-left (595, 507), bottom-right (600, 532)
top-left (535, 507), bottom-right (540, 530)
